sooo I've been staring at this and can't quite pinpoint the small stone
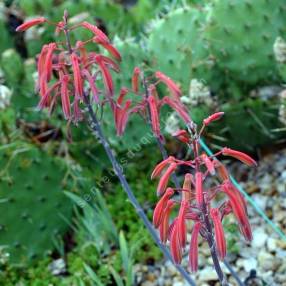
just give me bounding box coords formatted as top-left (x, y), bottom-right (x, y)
top-left (252, 228), bottom-right (268, 248)
top-left (276, 274), bottom-right (286, 284)
top-left (48, 258), bottom-right (66, 275)
top-left (266, 237), bottom-right (277, 252)
top-left (257, 251), bottom-right (275, 271)
top-left (141, 265), bottom-right (148, 272)
top-left (165, 261), bottom-right (178, 276)
top-left (146, 272), bottom-right (156, 282)
top-left (242, 257), bottom-right (257, 272)
top-left (198, 266), bottom-right (218, 281)
top-left (251, 194), bottom-right (267, 210)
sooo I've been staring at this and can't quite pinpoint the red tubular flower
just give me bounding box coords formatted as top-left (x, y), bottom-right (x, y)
top-left (203, 112), bottom-right (224, 126)
top-left (177, 200), bottom-right (189, 248)
top-left (159, 200), bottom-right (176, 243)
top-left (16, 17), bottom-right (47, 32)
top-left (55, 21), bottom-right (64, 35)
top-left (115, 99), bottom-right (132, 136)
top-left (157, 163), bottom-right (177, 196)
top-left (226, 181), bottom-right (247, 213)
top-left (222, 147), bottom-right (257, 167)
top-left (81, 69), bottom-right (99, 103)
top-left (73, 96), bottom-right (82, 123)
top-left (189, 222), bottom-right (201, 273)
top-left (38, 81), bottom-right (61, 109)
top-left (168, 218), bottom-right (178, 241)
top-left (93, 37), bottom-right (122, 61)
top-left (81, 21), bottom-right (110, 43)
top-left (99, 55), bottom-right (120, 73)
top-left (210, 208), bottom-right (226, 261)
top-left (222, 181), bottom-right (252, 241)
top-left (132, 67), bottom-right (141, 93)
top-left (170, 224), bottom-right (183, 264)
top-left (182, 173), bottom-right (193, 201)
top-left (148, 95), bottom-right (161, 139)
top-left (37, 45), bottom-right (49, 87)
top-left (117, 87), bottom-right (129, 105)
top-left (201, 153), bottom-right (215, 175)
top-left (45, 43), bottom-right (57, 82)
top-left (161, 97), bottom-right (191, 124)
top-left (195, 172), bottom-right (204, 206)
top-left (155, 71), bottom-right (181, 100)
top-left (76, 41), bottom-right (88, 67)
top-left (151, 156), bottom-right (175, 179)
top-left (153, 188), bottom-right (174, 228)
top-left (148, 84), bottom-right (159, 99)
top-left (60, 73), bottom-right (71, 119)
top-left (70, 53), bottom-right (83, 98)
top-left (94, 55), bottom-right (114, 98)
top-left (39, 74), bottom-right (48, 98)
top-left (214, 161), bottom-right (230, 181)
top-left (172, 130), bottom-right (190, 144)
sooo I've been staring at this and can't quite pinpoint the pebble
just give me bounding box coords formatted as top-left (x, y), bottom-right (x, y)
top-left (198, 266), bottom-right (217, 282)
top-left (252, 227), bottom-right (268, 248)
top-left (257, 251), bottom-right (275, 271)
top-left (242, 257), bottom-right (257, 272)
top-left (48, 258), bottom-right (66, 275)
top-left (266, 237), bottom-right (277, 252)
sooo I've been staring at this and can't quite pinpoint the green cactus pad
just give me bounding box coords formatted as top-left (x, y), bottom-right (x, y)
top-left (205, 0), bottom-right (286, 85)
top-left (147, 6), bottom-right (216, 93)
top-left (0, 143), bottom-right (73, 264)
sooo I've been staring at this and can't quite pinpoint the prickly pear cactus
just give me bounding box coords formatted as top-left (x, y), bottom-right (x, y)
top-left (112, 37), bottom-right (147, 90)
top-left (0, 143), bottom-right (73, 264)
top-left (147, 6), bottom-right (216, 93)
top-left (205, 0), bottom-right (286, 86)
top-left (274, 37), bottom-right (286, 82)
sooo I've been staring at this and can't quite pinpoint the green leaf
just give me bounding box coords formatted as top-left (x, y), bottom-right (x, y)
top-left (109, 266), bottom-right (124, 286)
top-left (83, 263), bottom-right (105, 286)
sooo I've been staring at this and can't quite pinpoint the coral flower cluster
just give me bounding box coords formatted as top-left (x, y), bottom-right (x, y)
top-left (17, 13), bottom-right (257, 281)
top-left (16, 15), bottom-right (192, 138)
top-left (151, 116), bottom-right (256, 271)
top-left (16, 14), bottom-right (122, 123)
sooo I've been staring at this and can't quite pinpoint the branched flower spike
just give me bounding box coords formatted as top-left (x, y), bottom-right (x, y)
top-left (150, 110), bottom-right (257, 273)
top-left (16, 11), bottom-right (121, 124)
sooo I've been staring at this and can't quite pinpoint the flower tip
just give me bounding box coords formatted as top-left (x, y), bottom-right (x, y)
top-left (203, 112), bottom-right (224, 126)
top-left (16, 17), bottom-right (47, 32)
top-left (172, 129), bottom-right (190, 144)
top-left (222, 147), bottom-right (257, 167)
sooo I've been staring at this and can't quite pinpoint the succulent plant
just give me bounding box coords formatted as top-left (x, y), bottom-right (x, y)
top-left (204, 0), bottom-right (286, 87)
top-left (274, 37), bottom-right (286, 82)
top-left (0, 142), bottom-right (74, 264)
top-left (147, 6), bottom-right (215, 94)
